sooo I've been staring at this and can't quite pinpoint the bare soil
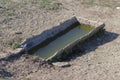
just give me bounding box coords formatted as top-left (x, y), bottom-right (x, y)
top-left (0, 0), bottom-right (120, 80)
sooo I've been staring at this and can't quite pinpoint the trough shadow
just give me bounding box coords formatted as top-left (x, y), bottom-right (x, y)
top-left (0, 31), bottom-right (119, 63)
top-left (0, 51), bottom-right (24, 62)
top-left (0, 69), bottom-right (13, 78)
top-left (61, 31), bottom-right (119, 62)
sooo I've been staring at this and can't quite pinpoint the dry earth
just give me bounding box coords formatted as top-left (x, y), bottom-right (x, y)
top-left (0, 0), bottom-right (120, 80)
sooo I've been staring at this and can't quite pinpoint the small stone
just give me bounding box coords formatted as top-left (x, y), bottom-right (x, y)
top-left (52, 62), bottom-right (71, 68)
top-left (15, 32), bottom-right (22, 34)
top-left (116, 7), bottom-right (120, 10)
top-left (0, 6), bottom-right (3, 8)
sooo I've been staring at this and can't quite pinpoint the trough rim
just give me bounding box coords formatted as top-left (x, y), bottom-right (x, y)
top-left (46, 17), bottom-right (105, 61)
top-left (12, 16), bottom-right (105, 61)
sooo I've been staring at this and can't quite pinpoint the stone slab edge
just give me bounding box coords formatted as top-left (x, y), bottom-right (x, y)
top-left (12, 16), bottom-right (105, 61)
top-left (46, 17), bottom-right (105, 61)
top-left (20, 17), bottom-right (78, 52)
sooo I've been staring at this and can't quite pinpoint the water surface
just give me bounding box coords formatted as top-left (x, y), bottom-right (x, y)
top-left (33, 24), bottom-right (93, 59)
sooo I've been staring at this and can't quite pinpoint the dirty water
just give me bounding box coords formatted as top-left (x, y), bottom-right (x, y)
top-left (30, 24), bottom-right (93, 59)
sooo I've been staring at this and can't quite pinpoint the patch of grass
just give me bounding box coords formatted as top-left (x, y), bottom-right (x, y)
top-left (0, 0), bottom-right (62, 14)
top-left (100, 1), bottom-right (120, 8)
top-left (81, 0), bottom-right (95, 5)
top-left (49, 2), bottom-right (61, 10)
top-left (7, 37), bottom-right (23, 49)
top-left (81, 0), bottom-right (120, 8)
top-left (29, 0), bottom-right (61, 10)
top-left (9, 41), bottom-right (19, 49)
top-left (0, 0), bottom-right (19, 24)
top-left (0, 0), bottom-right (17, 9)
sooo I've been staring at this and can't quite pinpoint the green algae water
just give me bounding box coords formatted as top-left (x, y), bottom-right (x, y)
top-left (31, 24), bottom-right (93, 59)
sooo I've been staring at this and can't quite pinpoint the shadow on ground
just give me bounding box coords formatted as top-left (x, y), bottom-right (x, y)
top-left (0, 31), bottom-right (119, 63)
top-left (0, 30), bottom-right (119, 79)
top-left (62, 31), bottom-right (119, 61)
top-left (0, 69), bottom-right (13, 78)
top-left (0, 51), bottom-right (24, 62)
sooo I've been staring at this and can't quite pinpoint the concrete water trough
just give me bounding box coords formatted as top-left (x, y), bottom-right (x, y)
top-left (19, 17), bottom-right (105, 61)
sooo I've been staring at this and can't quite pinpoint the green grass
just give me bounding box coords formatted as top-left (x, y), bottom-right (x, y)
top-left (29, 0), bottom-right (61, 10)
top-left (28, 0), bottom-right (61, 10)
top-left (81, 0), bottom-right (95, 5)
top-left (81, 0), bottom-right (120, 8)
top-left (12, 42), bottom-right (19, 49)
top-left (8, 41), bottom-right (20, 49)
top-left (0, 0), bottom-right (61, 15)
top-left (0, 0), bottom-right (19, 9)
top-left (0, 0), bottom-right (19, 24)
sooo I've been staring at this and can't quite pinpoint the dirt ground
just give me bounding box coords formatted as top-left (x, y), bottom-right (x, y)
top-left (0, 0), bottom-right (120, 80)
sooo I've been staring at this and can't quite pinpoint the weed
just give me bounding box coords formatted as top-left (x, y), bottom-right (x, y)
top-left (11, 42), bottom-right (19, 49)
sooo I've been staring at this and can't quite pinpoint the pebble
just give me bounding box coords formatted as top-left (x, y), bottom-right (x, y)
top-left (53, 62), bottom-right (71, 68)
top-left (15, 32), bottom-right (22, 34)
top-left (116, 7), bottom-right (120, 10)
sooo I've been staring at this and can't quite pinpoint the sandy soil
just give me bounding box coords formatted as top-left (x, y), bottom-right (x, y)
top-left (0, 0), bottom-right (120, 80)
